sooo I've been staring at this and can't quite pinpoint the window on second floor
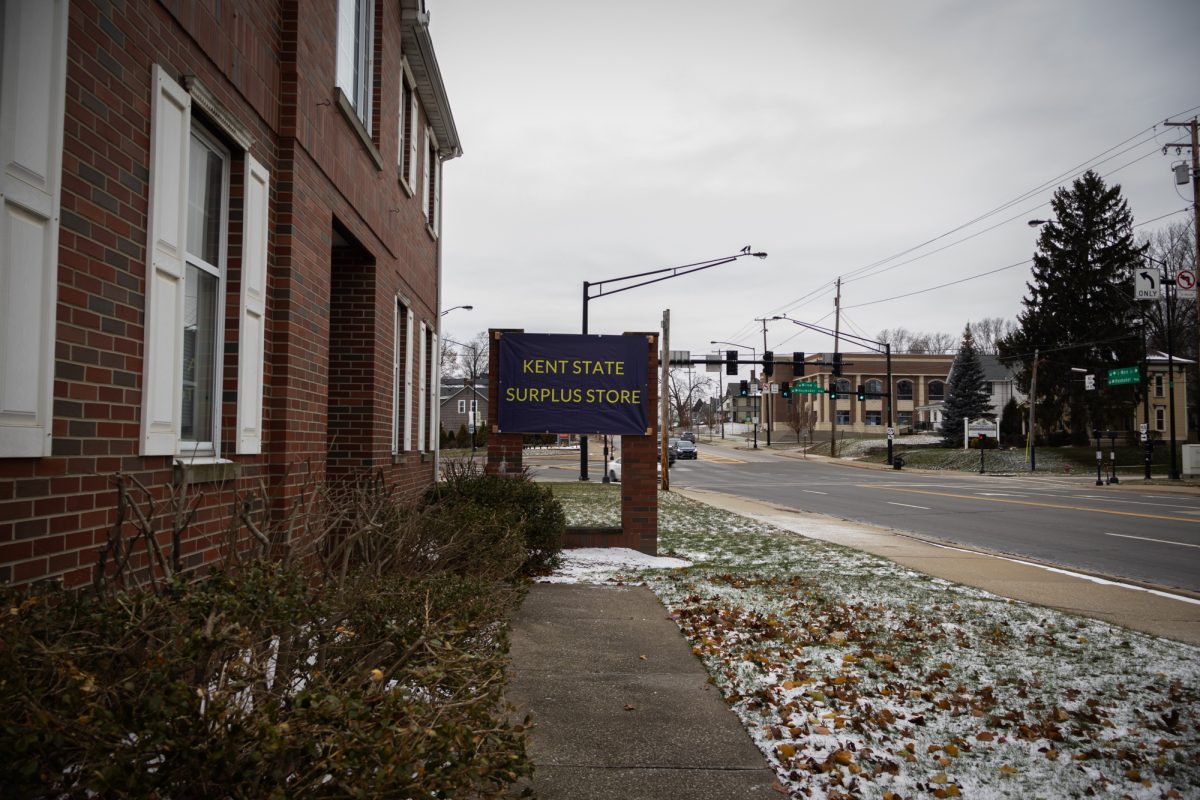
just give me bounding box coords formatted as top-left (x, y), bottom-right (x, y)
top-left (865, 379), bottom-right (883, 395)
top-left (457, 399), bottom-right (466, 414)
top-left (1155, 374), bottom-right (1165, 398)
top-left (336, 0), bottom-right (376, 135)
top-left (928, 380), bottom-right (945, 401)
top-left (423, 128), bottom-right (441, 232)
top-left (897, 380), bottom-right (914, 401)
top-left (398, 62), bottom-right (417, 191)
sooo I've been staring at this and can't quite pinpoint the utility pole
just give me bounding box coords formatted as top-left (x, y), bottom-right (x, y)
top-left (1163, 117), bottom-right (1200, 407)
top-left (1027, 348), bottom-right (1038, 471)
top-left (661, 309), bottom-right (670, 491)
top-left (830, 277), bottom-right (842, 458)
top-left (758, 316), bottom-right (772, 447)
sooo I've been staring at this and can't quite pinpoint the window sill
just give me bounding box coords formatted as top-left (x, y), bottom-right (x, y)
top-left (398, 173), bottom-right (415, 197)
top-left (334, 87), bottom-right (384, 171)
top-left (425, 223), bottom-right (438, 241)
top-left (174, 457), bottom-right (241, 485)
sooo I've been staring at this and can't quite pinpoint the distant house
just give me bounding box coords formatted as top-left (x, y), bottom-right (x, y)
top-left (440, 378), bottom-right (488, 439)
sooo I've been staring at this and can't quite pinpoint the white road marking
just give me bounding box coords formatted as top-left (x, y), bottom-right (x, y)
top-left (802, 489), bottom-right (828, 495)
top-left (887, 501), bottom-right (931, 510)
top-left (1105, 532), bottom-right (1200, 549)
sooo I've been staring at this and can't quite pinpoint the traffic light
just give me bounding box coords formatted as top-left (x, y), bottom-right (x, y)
top-left (794, 352), bottom-right (805, 377)
top-left (763, 351), bottom-right (774, 377)
top-left (725, 350), bottom-right (738, 376)
top-left (832, 352), bottom-right (843, 377)
top-left (857, 384), bottom-right (866, 401)
top-left (828, 385), bottom-right (839, 401)
top-left (738, 380), bottom-right (749, 397)
top-left (780, 381), bottom-right (792, 399)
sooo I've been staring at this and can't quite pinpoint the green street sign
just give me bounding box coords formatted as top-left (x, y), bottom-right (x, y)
top-left (1107, 366), bottom-right (1140, 386)
top-left (795, 382), bottom-right (824, 394)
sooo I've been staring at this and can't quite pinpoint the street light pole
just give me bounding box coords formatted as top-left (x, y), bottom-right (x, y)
top-left (579, 248), bottom-right (768, 480)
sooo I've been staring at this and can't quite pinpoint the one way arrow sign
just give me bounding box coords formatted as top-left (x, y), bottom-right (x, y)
top-left (1135, 270), bottom-right (1159, 300)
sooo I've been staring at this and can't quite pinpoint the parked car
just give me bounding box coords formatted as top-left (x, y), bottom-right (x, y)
top-left (675, 440), bottom-right (698, 459)
top-left (658, 445), bottom-right (677, 465)
top-left (607, 458), bottom-right (661, 483)
top-left (679, 431), bottom-right (696, 443)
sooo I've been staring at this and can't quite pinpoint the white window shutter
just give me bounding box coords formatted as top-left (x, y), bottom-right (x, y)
top-left (140, 65), bottom-right (191, 456)
top-left (392, 302), bottom-right (400, 453)
top-left (417, 321), bottom-right (427, 451)
top-left (403, 310), bottom-right (414, 451)
top-left (421, 132), bottom-right (431, 222)
top-left (236, 155), bottom-right (269, 454)
top-left (432, 157), bottom-right (442, 232)
top-left (335, 0), bottom-right (354, 98)
top-left (428, 333), bottom-right (439, 451)
top-left (0, 0), bottom-right (67, 457)
top-left (407, 94), bottom-right (419, 187)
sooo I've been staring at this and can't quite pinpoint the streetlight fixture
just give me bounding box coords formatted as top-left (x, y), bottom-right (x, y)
top-left (711, 340), bottom-right (758, 448)
top-left (578, 247), bottom-right (768, 480)
top-left (440, 304), bottom-right (474, 316)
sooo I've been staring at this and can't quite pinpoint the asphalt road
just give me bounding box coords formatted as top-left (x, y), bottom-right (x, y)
top-left (667, 452), bottom-right (1200, 595)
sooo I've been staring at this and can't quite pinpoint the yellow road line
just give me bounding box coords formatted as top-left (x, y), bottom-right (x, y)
top-left (702, 453), bottom-right (745, 464)
top-left (863, 485), bottom-right (1200, 524)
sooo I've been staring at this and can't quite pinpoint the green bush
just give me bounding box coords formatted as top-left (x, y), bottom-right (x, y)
top-left (425, 468), bottom-right (565, 575)
top-left (0, 564), bottom-right (531, 799)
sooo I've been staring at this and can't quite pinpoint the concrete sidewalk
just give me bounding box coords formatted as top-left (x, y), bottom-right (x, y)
top-left (675, 486), bottom-right (1200, 646)
top-left (506, 584), bottom-right (780, 799)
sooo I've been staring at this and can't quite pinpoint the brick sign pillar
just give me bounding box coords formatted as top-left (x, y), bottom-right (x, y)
top-left (486, 329), bottom-right (525, 477)
top-left (618, 332), bottom-right (658, 555)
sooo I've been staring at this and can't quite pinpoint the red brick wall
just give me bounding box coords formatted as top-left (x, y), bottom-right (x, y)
top-left (0, 0), bottom-right (446, 586)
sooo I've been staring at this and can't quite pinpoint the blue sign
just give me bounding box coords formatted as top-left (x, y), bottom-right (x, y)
top-left (497, 332), bottom-right (650, 435)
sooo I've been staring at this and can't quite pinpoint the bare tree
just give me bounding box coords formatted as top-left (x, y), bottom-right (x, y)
top-left (784, 396), bottom-right (818, 445)
top-left (457, 332), bottom-right (489, 387)
top-left (877, 327), bottom-right (915, 353)
top-left (668, 368), bottom-right (713, 430)
top-left (440, 339), bottom-right (460, 382)
top-left (925, 332), bottom-right (957, 353)
top-left (969, 317), bottom-right (1015, 355)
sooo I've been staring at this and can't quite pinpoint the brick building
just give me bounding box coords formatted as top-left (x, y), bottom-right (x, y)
top-left (765, 352), bottom-right (953, 436)
top-left (0, 0), bottom-right (460, 586)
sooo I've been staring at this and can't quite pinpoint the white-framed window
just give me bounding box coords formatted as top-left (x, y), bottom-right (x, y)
top-left (1156, 407), bottom-right (1165, 431)
top-left (427, 329), bottom-right (439, 451)
top-left (865, 411), bottom-right (882, 426)
top-left (457, 399), bottom-right (466, 414)
top-left (336, 0), bottom-right (375, 134)
top-left (180, 126), bottom-right (229, 455)
top-left (835, 410), bottom-right (850, 425)
top-left (398, 61), bottom-right (418, 191)
top-left (141, 65), bottom-right (269, 458)
top-left (393, 298), bottom-right (413, 453)
top-left (1154, 374), bottom-right (1164, 398)
top-left (0, 0), bottom-right (68, 458)
top-left (422, 127), bottom-right (441, 232)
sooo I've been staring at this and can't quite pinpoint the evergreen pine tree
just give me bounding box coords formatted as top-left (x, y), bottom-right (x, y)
top-left (998, 171), bottom-right (1144, 444)
top-left (940, 326), bottom-right (990, 447)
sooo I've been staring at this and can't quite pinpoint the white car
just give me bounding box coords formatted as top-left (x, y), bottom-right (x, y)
top-left (606, 458), bottom-right (661, 482)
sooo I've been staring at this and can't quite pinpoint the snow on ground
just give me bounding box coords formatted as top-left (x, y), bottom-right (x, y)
top-left (546, 484), bottom-right (1200, 800)
top-left (537, 547), bottom-right (692, 584)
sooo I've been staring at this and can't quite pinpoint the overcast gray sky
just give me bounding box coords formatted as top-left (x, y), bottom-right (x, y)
top-left (432, 1), bottom-right (1200, 367)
